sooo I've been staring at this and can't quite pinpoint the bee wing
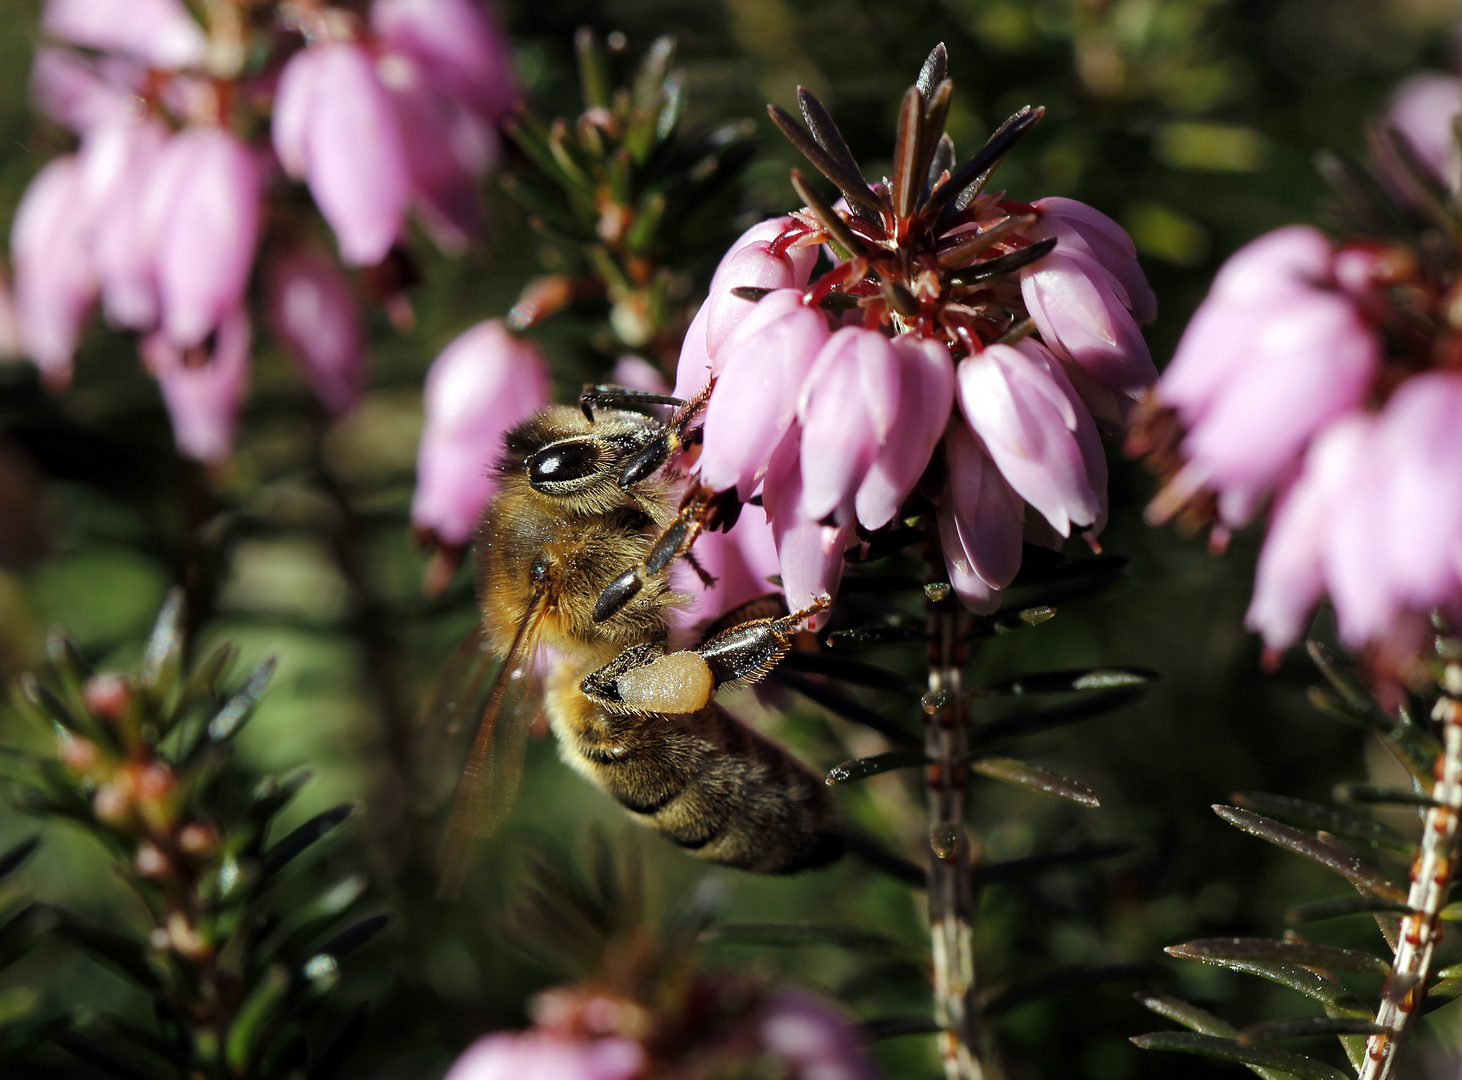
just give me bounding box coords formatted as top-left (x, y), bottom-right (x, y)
top-left (436, 595), bottom-right (550, 898)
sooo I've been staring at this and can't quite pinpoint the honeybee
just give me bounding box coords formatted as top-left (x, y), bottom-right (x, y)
top-left (436, 388), bottom-right (844, 894)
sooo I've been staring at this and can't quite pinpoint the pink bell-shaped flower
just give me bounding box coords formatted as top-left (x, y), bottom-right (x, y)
top-left (41, 0), bottom-right (207, 72)
top-left (698, 290), bottom-right (830, 499)
top-left (142, 308), bottom-right (252, 463)
top-left (376, 51), bottom-right (496, 253)
top-left (412, 320), bottom-right (552, 548)
top-left (956, 338), bottom-right (1103, 538)
top-left (854, 333), bottom-right (955, 530)
top-left (444, 1031), bottom-right (643, 1080)
top-left (678, 507), bottom-right (782, 627)
top-left (797, 326), bottom-right (901, 524)
top-left (761, 429), bottom-right (848, 631)
top-left (274, 43), bottom-right (411, 267)
top-left (81, 117), bottom-right (170, 331)
top-left (144, 128), bottom-right (262, 349)
top-left (673, 217), bottom-right (818, 399)
top-left (1020, 198), bottom-right (1156, 399)
top-left (937, 420), bottom-right (1024, 614)
top-left (29, 47), bottom-right (143, 135)
top-left (264, 249), bottom-right (366, 417)
top-left (371, 0), bottom-right (518, 122)
top-left (10, 155), bottom-right (96, 388)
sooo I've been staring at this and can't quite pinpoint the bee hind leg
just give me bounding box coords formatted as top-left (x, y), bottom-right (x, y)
top-left (695, 595), bottom-right (831, 690)
top-left (580, 642), bottom-right (715, 716)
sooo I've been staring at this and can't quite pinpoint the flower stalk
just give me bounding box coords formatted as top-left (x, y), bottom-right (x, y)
top-left (924, 564), bottom-right (983, 1080)
top-left (1360, 658), bottom-right (1462, 1080)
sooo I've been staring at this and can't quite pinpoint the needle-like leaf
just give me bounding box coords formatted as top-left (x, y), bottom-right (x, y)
top-left (1214, 805), bottom-right (1407, 901)
top-left (826, 749), bottom-right (931, 785)
top-left (925, 106), bottom-right (1045, 219)
top-left (891, 87), bottom-right (924, 221)
top-left (789, 169), bottom-right (870, 259)
top-left (1170, 937), bottom-right (1390, 975)
top-left (970, 757), bottom-right (1098, 807)
top-left (768, 106), bottom-right (885, 218)
top-left (1132, 1032), bottom-right (1352, 1080)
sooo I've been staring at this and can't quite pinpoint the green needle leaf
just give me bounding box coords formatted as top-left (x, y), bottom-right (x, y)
top-left (1132, 1032), bottom-right (1353, 1080)
top-left (1214, 805), bottom-right (1407, 902)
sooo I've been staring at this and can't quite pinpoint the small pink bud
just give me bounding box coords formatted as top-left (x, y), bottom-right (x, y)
top-left (956, 339), bottom-right (1103, 538)
top-left (11, 155), bottom-right (96, 388)
top-left (797, 326), bottom-right (901, 524)
top-left (698, 291), bottom-right (830, 499)
top-left (42, 0), bottom-right (207, 70)
top-left (177, 821), bottom-right (216, 856)
top-left (762, 429), bottom-right (848, 630)
top-left (142, 307), bottom-right (252, 463)
top-left (83, 672), bottom-right (131, 721)
top-left (371, 0), bottom-right (518, 122)
top-left (854, 333), bottom-right (955, 530)
top-left (147, 128), bottom-right (261, 349)
top-left (274, 44), bottom-right (411, 266)
top-left (134, 842), bottom-right (170, 878)
top-left (264, 249), bottom-right (366, 417)
top-left (412, 320), bottom-right (552, 548)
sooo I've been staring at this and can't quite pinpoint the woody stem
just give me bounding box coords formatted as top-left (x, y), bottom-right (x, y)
top-left (1359, 660), bottom-right (1462, 1080)
top-left (925, 539), bottom-right (985, 1080)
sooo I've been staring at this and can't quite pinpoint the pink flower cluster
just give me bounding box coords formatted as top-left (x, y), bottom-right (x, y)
top-left (8, 0), bottom-right (513, 462)
top-left (1140, 218), bottom-right (1462, 671)
top-left (443, 984), bottom-right (879, 1080)
top-left (680, 203), bottom-right (1154, 621)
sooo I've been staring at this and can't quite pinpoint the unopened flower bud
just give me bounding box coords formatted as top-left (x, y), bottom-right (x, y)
top-left (92, 780), bottom-right (132, 825)
top-left (134, 842), bottom-right (170, 878)
top-left (264, 249), bottom-right (366, 417)
top-left (177, 821), bottom-right (217, 856)
top-left (83, 672), bottom-right (131, 721)
top-left (57, 731), bottom-right (98, 774)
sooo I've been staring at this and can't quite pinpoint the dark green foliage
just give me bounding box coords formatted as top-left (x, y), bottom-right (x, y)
top-left (0, 594), bottom-right (381, 1080)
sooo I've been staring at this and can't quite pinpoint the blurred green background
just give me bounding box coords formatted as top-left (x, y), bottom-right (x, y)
top-left (2, 0), bottom-right (1462, 1077)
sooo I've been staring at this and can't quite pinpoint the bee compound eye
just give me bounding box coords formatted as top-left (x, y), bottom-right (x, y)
top-left (527, 439), bottom-right (601, 489)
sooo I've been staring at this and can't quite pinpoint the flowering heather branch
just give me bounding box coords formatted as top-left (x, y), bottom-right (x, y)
top-left (8, 0), bottom-right (514, 459)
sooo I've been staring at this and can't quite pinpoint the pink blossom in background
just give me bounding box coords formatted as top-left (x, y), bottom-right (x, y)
top-left (10, 156), bottom-right (96, 388)
top-left (1386, 72), bottom-right (1462, 189)
top-left (371, 0), bottom-right (518, 122)
top-left (29, 47), bottom-right (144, 135)
top-left (413, 320), bottom-right (552, 548)
top-left (41, 0), bottom-right (207, 71)
top-left (1146, 226), bottom-right (1380, 531)
top-left (142, 309), bottom-right (252, 464)
top-left (443, 1031), bottom-right (642, 1080)
top-left (608, 355), bottom-right (669, 393)
top-left (759, 989), bottom-right (880, 1080)
top-left (274, 43), bottom-right (411, 267)
top-left (82, 117), bottom-right (169, 331)
top-left (149, 128), bottom-right (262, 348)
top-left (264, 249), bottom-right (366, 416)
